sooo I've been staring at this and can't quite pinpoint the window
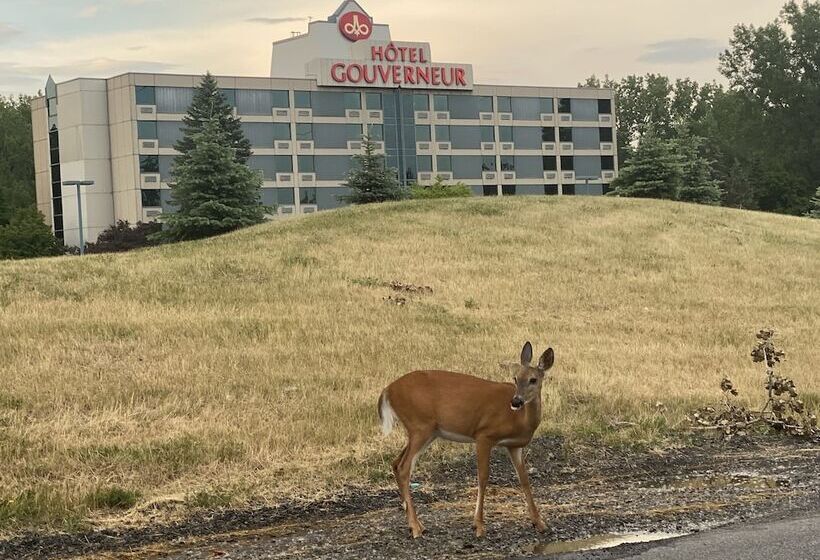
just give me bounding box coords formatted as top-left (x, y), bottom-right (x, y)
top-left (155, 87), bottom-right (194, 113)
top-left (558, 98), bottom-right (572, 113)
top-left (157, 121), bottom-right (184, 148)
top-left (601, 156), bottom-right (615, 171)
top-left (416, 125), bottom-right (431, 142)
top-left (138, 121), bottom-right (157, 139)
top-left (413, 94), bottom-right (429, 112)
top-left (140, 155), bottom-right (159, 173)
top-left (481, 156), bottom-right (496, 171)
top-left (502, 185), bottom-right (516, 196)
top-left (447, 96), bottom-right (493, 119)
top-left (543, 156), bottom-right (557, 171)
top-left (544, 185), bottom-right (559, 195)
top-left (433, 94), bottom-right (448, 112)
top-left (136, 85), bottom-right (155, 105)
top-left (563, 184), bottom-right (576, 195)
top-left (343, 92), bottom-right (362, 110)
top-left (301, 187), bottom-right (317, 205)
top-left (297, 155), bottom-right (315, 173)
top-left (417, 156), bottom-right (433, 172)
top-left (497, 96), bottom-right (511, 113)
top-left (500, 156), bottom-right (514, 171)
top-left (480, 126), bottom-right (495, 143)
top-left (542, 127), bottom-right (555, 142)
top-left (236, 90), bottom-right (283, 115)
top-left (540, 98), bottom-right (554, 114)
top-left (572, 128), bottom-right (600, 149)
top-left (559, 127), bottom-right (573, 143)
top-left (436, 155), bottom-right (452, 172)
top-left (435, 125), bottom-right (450, 142)
top-left (511, 97), bottom-right (543, 120)
top-left (483, 186), bottom-right (498, 196)
top-left (294, 91), bottom-right (311, 108)
top-left (560, 156), bottom-right (574, 171)
top-left (499, 126), bottom-right (513, 143)
top-left (600, 127), bottom-right (613, 142)
top-left (511, 127), bottom-right (543, 149)
top-left (312, 123), bottom-right (364, 148)
top-left (296, 123), bottom-right (313, 141)
top-left (598, 99), bottom-right (612, 114)
top-left (366, 92), bottom-right (382, 109)
top-left (272, 123), bottom-right (291, 141)
top-left (220, 89), bottom-right (236, 107)
top-left (368, 124), bottom-right (384, 141)
top-left (141, 189), bottom-right (161, 207)
top-left (248, 155), bottom-right (293, 179)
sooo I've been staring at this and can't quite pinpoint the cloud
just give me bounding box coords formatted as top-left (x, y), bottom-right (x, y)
top-left (79, 4), bottom-right (100, 18)
top-left (246, 17), bottom-right (306, 25)
top-left (639, 38), bottom-right (724, 64)
top-left (0, 22), bottom-right (22, 44)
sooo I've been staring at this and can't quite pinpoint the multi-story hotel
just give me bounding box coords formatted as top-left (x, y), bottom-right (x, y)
top-left (31, 0), bottom-right (618, 246)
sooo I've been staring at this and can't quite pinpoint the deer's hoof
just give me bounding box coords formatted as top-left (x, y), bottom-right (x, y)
top-left (474, 524), bottom-right (486, 538)
top-left (533, 518), bottom-right (547, 533)
top-left (410, 526), bottom-right (424, 539)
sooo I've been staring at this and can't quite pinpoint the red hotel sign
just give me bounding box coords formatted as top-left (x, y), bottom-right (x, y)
top-left (339, 11), bottom-right (373, 42)
top-left (314, 42), bottom-right (474, 90)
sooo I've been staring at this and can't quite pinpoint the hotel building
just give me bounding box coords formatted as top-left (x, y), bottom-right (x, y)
top-left (31, 1), bottom-right (618, 246)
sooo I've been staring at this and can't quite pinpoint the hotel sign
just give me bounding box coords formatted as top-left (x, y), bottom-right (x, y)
top-left (311, 41), bottom-right (474, 90)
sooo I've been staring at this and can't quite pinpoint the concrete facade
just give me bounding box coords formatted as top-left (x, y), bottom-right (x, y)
top-left (32, 0), bottom-right (618, 247)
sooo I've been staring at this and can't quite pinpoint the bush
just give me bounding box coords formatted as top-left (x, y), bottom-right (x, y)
top-left (410, 177), bottom-right (472, 199)
top-left (85, 220), bottom-right (162, 254)
top-left (0, 206), bottom-right (59, 260)
top-left (84, 486), bottom-right (139, 510)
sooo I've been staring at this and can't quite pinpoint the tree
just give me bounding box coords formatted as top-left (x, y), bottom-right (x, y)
top-left (85, 220), bottom-right (162, 253)
top-left (0, 206), bottom-right (59, 259)
top-left (676, 132), bottom-right (723, 205)
top-left (341, 137), bottom-right (408, 204)
top-left (175, 73), bottom-right (251, 164)
top-left (0, 95), bottom-right (35, 226)
top-left (156, 119), bottom-right (265, 242)
top-left (609, 131), bottom-right (683, 200)
top-left (807, 187), bottom-right (820, 218)
top-left (410, 176), bottom-right (471, 199)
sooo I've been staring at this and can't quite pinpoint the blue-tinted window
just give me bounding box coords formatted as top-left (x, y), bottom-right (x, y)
top-left (417, 156), bottom-right (433, 172)
top-left (414, 94), bottom-right (429, 112)
top-left (436, 155), bottom-right (452, 172)
top-left (560, 156), bottom-right (574, 171)
top-left (545, 185), bottom-right (559, 195)
top-left (136, 85), bottom-right (155, 105)
top-left (558, 98), bottom-right (572, 113)
top-left (543, 156), bottom-right (557, 171)
top-left (298, 155), bottom-right (315, 173)
top-left (294, 91), bottom-right (311, 108)
top-left (366, 92), bottom-right (382, 109)
top-left (312, 123), bottom-right (363, 148)
top-left (221, 89), bottom-right (236, 107)
top-left (433, 95), bottom-right (448, 112)
top-left (600, 127), bottom-right (614, 142)
top-left (598, 99), bottom-right (612, 114)
top-left (513, 156), bottom-right (545, 178)
top-left (499, 126), bottom-right (513, 142)
top-left (451, 156), bottom-right (486, 179)
top-left (155, 87), bottom-right (194, 113)
top-left (575, 155), bottom-right (602, 178)
top-left (448, 96), bottom-right (492, 119)
top-left (542, 127), bottom-right (556, 142)
top-left (298, 91), bottom-right (361, 117)
top-left (540, 98), bottom-right (554, 114)
top-left (511, 97), bottom-right (542, 120)
top-left (601, 156), bottom-right (615, 171)
top-left (141, 189), bottom-right (161, 207)
top-left (435, 125), bottom-right (450, 142)
top-left (573, 128), bottom-right (600, 149)
top-left (559, 127), bottom-right (573, 142)
top-left (157, 122), bottom-right (184, 148)
top-left (301, 187), bottom-right (317, 205)
top-left (480, 126), bottom-right (495, 143)
top-left (296, 123), bottom-right (312, 141)
top-left (497, 96), bottom-right (511, 113)
top-left (241, 123), bottom-right (291, 147)
top-left (140, 155), bottom-right (159, 173)
top-left (502, 185), bottom-right (516, 196)
top-left (368, 124), bottom-right (384, 141)
top-left (317, 187), bottom-right (351, 210)
top-left (511, 126), bottom-right (542, 149)
top-left (248, 155), bottom-right (293, 179)
top-left (236, 90), bottom-right (288, 115)
top-left (482, 156), bottom-right (496, 171)
top-left (137, 121), bottom-right (157, 139)
top-left (416, 125), bottom-right (431, 142)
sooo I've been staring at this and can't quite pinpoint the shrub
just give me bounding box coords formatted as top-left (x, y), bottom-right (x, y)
top-left (84, 486), bottom-right (139, 510)
top-left (85, 220), bottom-right (162, 254)
top-left (410, 177), bottom-right (471, 199)
top-left (0, 206), bottom-right (59, 260)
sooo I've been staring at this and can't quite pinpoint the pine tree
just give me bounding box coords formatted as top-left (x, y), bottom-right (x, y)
top-left (676, 133), bottom-right (723, 205)
top-left (175, 72), bottom-right (251, 164)
top-left (610, 131), bottom-right (683, 200)
top-left (156, 119), bottom-right (265, 242)
top-left (0, 206), bottom-right (59, 259)
top-left (341, 137), bottom-right (408, 204)
top-left (807, 186), bottom-right (820, 219)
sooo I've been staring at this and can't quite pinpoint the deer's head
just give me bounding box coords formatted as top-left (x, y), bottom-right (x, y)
top-left (504, 342), bottom-right (554, 411)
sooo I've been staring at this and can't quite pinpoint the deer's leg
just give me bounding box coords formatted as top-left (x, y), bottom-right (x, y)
top-left (507, 447), bottom-right (546, 532)
top-left (392, 445), bottom-right (408, 510)
top-left (473, 438), bottom-right (492, 538)
top-left (396, 432), bottom-right (433, 538)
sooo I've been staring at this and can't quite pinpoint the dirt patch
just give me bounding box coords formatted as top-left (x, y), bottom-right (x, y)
top-left (1, 436), bottom-right (818, 560)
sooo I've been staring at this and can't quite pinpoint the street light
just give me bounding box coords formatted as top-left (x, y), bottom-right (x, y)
top-left (62, 180), bottom-right (95, 255)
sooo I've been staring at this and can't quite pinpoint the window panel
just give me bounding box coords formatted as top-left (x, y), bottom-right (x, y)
top-left (312, 123), bottom-right (363, 148)
top-left (368, 124), bottom-right (384, 141)
top-left (435, 125), bottom-right (450, 142)
top-left (499, 126), bottom-right (513, 143)
top-left (297, 155), bottom-right (315, 173)
top-left (296, 123), bottom-right (313, 141)
top-left (481, 156), bottom-right (496, 171)
top-left (140, 155), bottom-right (159, 173)
top-left (598, 99), bottom-right (612, 114)
top-left (312, 155), bottom-right (353, 180)
top-left (513, 156), bottom-right (544, 178)
top-left (483, 185), bottom-right (498, 196)
top-left (236, 90), bottom-right (276, 115)
top-left (240, 123), bottom-right (292, 147)
top-left (433, 94), bottom-right (448, 112)
top-left (601, 156), bottom-right (615, 171)
top-left (141, 189), bottom-right (161, 207)
top-left (417, 155), bottom-right (433, 172)
top-left (413, 94), bottom-right (429, 112)
top-left (511, 97), bottom-right (542, 120)
top-left (558, 98), bottom-right (572, 113)
top-left (248, 155), bottom-right (293, 179)
top-left (572, 127), bottom-right (600, 150)
top-left (157, 121), bottom-right (184, 148)
top-left (500, 155), bottom-right (514, 171)
top-left (480, 126), bottom-right (495, 143)
top-left (366, 92), bottom-right (382, 109)
top-left (136, 85), bottom-right (156, 105)
top-left (571, 99), bottom-right (599, 121)
top-left (511, 126), bottom-right (542, 149)
top-left (159, 156), bottom-right (174, 180)
top-left (600, 127), bottom-right (614, 142)
top-left (294, 91), bottom-right (311, 108)
top-left (502, 185), bottom-right (516, 196)
top-left (301, 187), bottom-right (317, 205)
top-left (449, 126), bottom-right (483, 149)
top-left (560, 156), bottom-right (574, 171)
top-left (261, 187), bottom-right (295, 206)
top-left (574, 155), bottom-right (602, 178)
top-left (316, 187), bottom-right (351, 210)
top-left (155, 87), bottom-right (194, 113)
top-left (559, 127), bottom-right (573, 143)
top-left (544, 185), bottom-right (559, 195)
top-left (539, 98), bottom-right (554, 114)
top-left (220, 89), bottom-right (236, 107)
top-left (137, 121), bottom-right (157, 139)
top-left (447, 96), bottom-right (493, 119)
top-left (415, 125), bottom-right (431, 142)
top-left (436, 155), bottom-right (452, 172)
top-left (542, 127), bottom-right (556, 142)
top-left (543, 156), bottom-right (557, 171)
top-left (497, 96), bottom-right (511, 113)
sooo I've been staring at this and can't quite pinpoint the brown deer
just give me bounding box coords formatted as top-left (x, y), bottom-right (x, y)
top-left (378, 342), bottom-right (554, 538)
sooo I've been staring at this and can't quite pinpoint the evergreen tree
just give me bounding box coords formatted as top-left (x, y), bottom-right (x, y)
top-left (175, 73), bottom-right (251, 164)
top-left (0, 206), bottom-right (59, 259)
top-left (807, 186), bottom-right (820, 219)
top-left (0, 95), bottom-right (35, 225)
top-left (676, 133), bottom-right (723, 205)
top-left (610, 131), bottom-right (683, 200)
top-left (341, 137), bottom-right (408, 204)
top-left (156, 119), bottom-right (265, 242)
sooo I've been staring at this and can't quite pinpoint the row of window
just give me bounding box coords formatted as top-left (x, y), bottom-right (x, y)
top-left (135, 86), bottom-right (613, 120)
top-left (140, 154), bottom-right (615, 181)
top-left (138, 120), bottom-right (614, 151)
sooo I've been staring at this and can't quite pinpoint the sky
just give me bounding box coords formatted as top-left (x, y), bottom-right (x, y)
top-left (0, 0), bottom-right (790, 96)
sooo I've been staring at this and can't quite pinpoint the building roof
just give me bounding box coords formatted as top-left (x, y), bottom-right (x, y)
top-left (328, 0), bottom-right (370, 22)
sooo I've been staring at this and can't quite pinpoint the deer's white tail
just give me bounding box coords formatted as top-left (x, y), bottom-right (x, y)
top-left (378, 390), bottom-right (397, 436)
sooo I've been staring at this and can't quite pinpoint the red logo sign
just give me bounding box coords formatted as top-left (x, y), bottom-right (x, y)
top-left (339, 11), bottom-right (372, 42)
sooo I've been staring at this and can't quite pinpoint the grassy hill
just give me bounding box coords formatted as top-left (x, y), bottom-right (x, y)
top-left (1, 197), bottom-right (818, 533)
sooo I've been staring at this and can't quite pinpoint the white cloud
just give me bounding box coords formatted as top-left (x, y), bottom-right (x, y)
top-left (79, 4), bottom-right (100, 18)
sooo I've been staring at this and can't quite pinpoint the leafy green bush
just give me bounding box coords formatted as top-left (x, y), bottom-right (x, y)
top-left (410, 177), bottom-right (471, 199)
top-left (85, 220), bottom-right (162, 254)
top-left (0, 207), bottom-right (59, 260)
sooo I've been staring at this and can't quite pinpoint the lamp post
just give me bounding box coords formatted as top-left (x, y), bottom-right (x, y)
top-left (62, 180), bottom-right (95, 255)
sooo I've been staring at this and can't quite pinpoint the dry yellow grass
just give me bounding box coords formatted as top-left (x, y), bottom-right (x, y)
top-left (0, 197), bottom-right (818, 533)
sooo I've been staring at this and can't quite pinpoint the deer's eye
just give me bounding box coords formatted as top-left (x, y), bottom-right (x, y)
top-left (529, 378), bottom-right (537, 385)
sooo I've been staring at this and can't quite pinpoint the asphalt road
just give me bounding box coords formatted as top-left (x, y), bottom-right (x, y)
top-left (550, 514), bottom-right (820, 560)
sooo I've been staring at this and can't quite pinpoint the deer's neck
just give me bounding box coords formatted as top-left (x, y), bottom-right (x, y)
top-left (525, 393), bottom-right (543, 433)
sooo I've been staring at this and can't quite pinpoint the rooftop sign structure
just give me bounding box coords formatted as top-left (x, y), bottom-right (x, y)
top-left (271, 1), bottom-right (474, 90)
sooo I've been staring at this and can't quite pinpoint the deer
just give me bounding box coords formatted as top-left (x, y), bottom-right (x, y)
top-left (377, 342), bottom-right (555, 538)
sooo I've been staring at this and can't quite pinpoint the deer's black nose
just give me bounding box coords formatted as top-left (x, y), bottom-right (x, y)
top-left (511, 397), bottom-right (524, 410)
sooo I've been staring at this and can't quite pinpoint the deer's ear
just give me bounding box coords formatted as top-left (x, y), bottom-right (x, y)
top-left (520, 342), bottom-right (533, 366)
top-left (538, 348), bottom-right (555, 372)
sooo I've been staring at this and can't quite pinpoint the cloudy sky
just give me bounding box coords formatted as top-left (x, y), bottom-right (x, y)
top-left (0, 0), bottom-right (788, 96)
